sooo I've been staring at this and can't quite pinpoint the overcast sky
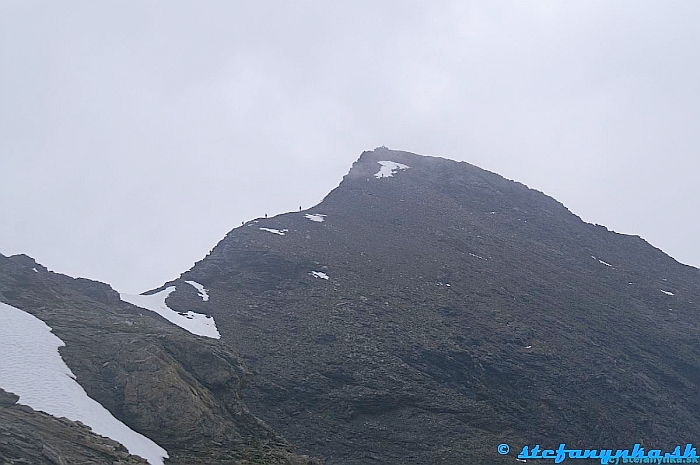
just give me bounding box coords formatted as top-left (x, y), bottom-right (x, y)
top-left (1, 1), bottom-right (698, 294)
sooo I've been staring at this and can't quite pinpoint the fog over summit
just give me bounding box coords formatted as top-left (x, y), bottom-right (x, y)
top-left (1, 2), bottom-right (699, 294)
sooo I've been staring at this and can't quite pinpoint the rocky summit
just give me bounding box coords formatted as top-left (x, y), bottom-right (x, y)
top-left (2, 147), bottom-right (700, 464)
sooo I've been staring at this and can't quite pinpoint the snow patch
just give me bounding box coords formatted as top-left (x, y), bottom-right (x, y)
top-left (374, 161), bottom-right (410, 178)
top-left (259, 227), bottom-right (288, 236)
top-left (310, 271), bottom-right (329, 280)
top-left (660, 289), bottom-right (675, 296)
top-left (121, 287), bottom-right (220, 339)
top-left (185, 280), bottom-right (209, 302)
top-left (0, 302), bottom-right (168, 465)
top-left (304, 214), bottom-right (326, 223)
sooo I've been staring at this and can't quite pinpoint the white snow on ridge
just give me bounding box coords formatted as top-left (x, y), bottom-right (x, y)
top-left (185, 280), bottom-right (209, 301)
top-left (0, 302), bottom-right (168, 465)
top-left (660, 289), bottom-right (675, 296)
top-left (305, 213), bottom-right (326, 223)
top-left (591, 255), bottom-right (613, 267)
top-left (121, 287), bottom-right (220, 339)
top-left (374, 161), bottom-right (410, 178)
top-left (260, 227), bottom-right (288, 235)
top-left (310, 271), bottom-right (329, 280)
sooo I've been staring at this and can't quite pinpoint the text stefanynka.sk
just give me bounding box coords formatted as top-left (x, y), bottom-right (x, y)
top-left (496, 443), bottom-right (699, 464)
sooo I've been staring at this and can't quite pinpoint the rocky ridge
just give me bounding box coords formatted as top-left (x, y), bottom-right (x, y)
top-left (0, 253), bottom-right (321, 464)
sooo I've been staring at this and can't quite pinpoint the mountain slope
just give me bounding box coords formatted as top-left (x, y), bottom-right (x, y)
top-left (155, 147), bottom-right (700, 464)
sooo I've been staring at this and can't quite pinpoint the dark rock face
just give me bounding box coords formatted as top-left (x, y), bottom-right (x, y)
top-left (0, 254), bottom-right (322, 464)
top-left (163, 148), bottom-right (700, 464)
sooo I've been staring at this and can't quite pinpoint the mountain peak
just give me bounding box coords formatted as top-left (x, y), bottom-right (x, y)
top-left (171, 148), bottom-right (700, 463)
top-left (2, 148), bottom-right (699, 464)
top-left (344, 146), bottom-right (459, 180)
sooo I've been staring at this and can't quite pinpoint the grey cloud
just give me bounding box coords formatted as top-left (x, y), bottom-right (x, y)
top-left (1, 1), bottom-right (698, 292)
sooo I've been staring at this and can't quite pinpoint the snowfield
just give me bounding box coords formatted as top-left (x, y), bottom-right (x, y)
top-left (304, 213), bottom-right (326, 222)
top-left (185, 280), bottom-right (209, 301)
top-left (374, 161), bottom-right (410, 178)
top-left (259, 227), bottom-right (288, 235)
top-left (310, 271), bottom-right (329, 280)
top-left (0, 301), bottom-right (168, 465)
top-left (121, 287), bottom-right (220, 339)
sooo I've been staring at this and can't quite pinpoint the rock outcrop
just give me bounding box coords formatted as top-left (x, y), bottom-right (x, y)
top-left (0, 388), bottom-right (149, 465)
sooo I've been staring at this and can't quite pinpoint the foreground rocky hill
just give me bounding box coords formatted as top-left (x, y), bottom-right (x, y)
top-left (0, 253), bottom-right (320, 464)
top-left (156, 148), bottom-right (700, 464)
